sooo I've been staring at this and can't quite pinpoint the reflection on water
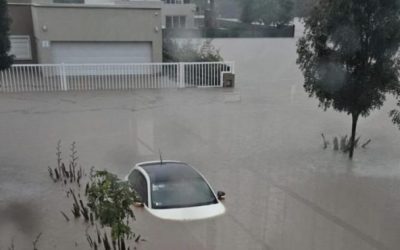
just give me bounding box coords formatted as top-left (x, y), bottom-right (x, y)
top-left (136, 117), bottom-right (155, 156)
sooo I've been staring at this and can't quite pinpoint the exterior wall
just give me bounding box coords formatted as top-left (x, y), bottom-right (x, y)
top-left (162, 3), bottom-right (196, 29)
top-left (84, 0), bottom-right (115, 4)
top-left (86, 0), bottom-right (197, 29)
top-left (7, 0), bottom-right (31, 3)
top-left (31, 2), bottom-right (162, 63)
top-left (8, 3), bottom-right (38, 63)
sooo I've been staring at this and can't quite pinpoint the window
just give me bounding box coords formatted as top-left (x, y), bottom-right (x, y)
top-left (173, 16), bottom-right (180, 28)
top-left (128, 170), bottom-right (148, 206)
top-left (166, 16), bottom-right (186, 29)
top-left (164, 0), bottom-right (187, 4)
top-left (9, 35), bottom-right (32, 60)
top-left (53, 0), bottom-right (84, 3)
top-left (179, 16), bottom-right (186, 28)
top-left (166, 16), bottom-right (173, 29)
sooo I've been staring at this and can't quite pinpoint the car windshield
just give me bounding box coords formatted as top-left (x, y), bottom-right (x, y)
top-left (141, 162), bottom-right (218, 209)
top-left (151, 177), bottom-right (218, 209)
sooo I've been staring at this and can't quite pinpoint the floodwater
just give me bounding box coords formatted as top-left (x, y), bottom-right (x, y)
top-left (1, 36), bottom-right (400, 249)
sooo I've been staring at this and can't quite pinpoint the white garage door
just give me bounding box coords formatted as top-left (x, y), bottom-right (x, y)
top-left (51, 42), bottom-right (152, 64)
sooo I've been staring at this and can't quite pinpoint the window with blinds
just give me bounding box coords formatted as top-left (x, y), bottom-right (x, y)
top-left (9, 35), bottom-right (32, 60)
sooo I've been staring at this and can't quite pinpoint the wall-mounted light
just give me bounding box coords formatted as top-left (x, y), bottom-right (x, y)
top-left (154, 26), bottom-right (159, 33)
top-left (42, 25), bottom-right (48, 32)
top-left (154, 12), bottom-right (159, 16)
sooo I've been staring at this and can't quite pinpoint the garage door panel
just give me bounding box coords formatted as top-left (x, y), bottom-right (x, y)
top-left (51, 42), bottom-right (152, 64)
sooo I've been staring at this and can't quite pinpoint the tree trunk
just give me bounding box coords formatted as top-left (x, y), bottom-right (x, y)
top-left (349, 113), bottom-right (359, 159)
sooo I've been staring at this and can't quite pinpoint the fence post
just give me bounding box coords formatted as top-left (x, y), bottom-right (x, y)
top-left (179, 62), bottom-right (185, 88)
top-left (0, 71), bottom-right (4, 92)
top-left (60, 63), bottom-right (68, 91)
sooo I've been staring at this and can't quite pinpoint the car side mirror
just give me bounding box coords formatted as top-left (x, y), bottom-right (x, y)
top-left (217, 191), bottom-right (226, 200)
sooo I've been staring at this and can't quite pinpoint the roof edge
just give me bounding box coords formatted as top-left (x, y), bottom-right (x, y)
top-left (31, 1), bottom-right (162, 9)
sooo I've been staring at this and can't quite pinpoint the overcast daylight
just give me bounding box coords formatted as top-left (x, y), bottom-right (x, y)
top-left (1, 0), bottom-right (400, 250)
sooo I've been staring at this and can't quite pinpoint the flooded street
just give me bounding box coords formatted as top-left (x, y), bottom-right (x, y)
top-left (1, 36), bottom-right (400, 250)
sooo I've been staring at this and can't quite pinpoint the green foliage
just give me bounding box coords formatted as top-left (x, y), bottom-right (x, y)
top-left (87, 171), bottom-right (138, 241)
top-left (390, 107), bottom-right (400, 129)
top-left (297, 0), bottom-right (400, 157)
top-left (163, 38), bottom-right (223, 62)
top-left (163, 38), bottom-right (226, 86)
top-left (0, 0), bottom-right (13, 70)
top-left (391, 87), bottom-right (400, 129)
top-left (237, 0), bottom-right (294, 26)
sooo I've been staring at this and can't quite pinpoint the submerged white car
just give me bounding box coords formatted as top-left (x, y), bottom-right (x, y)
top-left (125, 161), bottom-right (226, 221)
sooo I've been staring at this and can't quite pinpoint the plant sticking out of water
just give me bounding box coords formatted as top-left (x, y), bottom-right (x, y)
top-left (47, 140), bottom-right (145, 250)
top-left (69, 141), bottom-right (78, 183)
top-left (57, 140), bottom-right (62, 170)
top-left (32, 232), bottom-right (42, 250)
top-left (7, 233), bottom-right (42, 250)
top-left (321, 133), bottom-right (329, 149)
top-left (48, 141), bottom-right (84, 187)
top-left (69, 188), bottom-right (81, 218)
top-left (60, 211), bottom-right (70, 222)
top-left (86, 233), bottom-right (98, 250)
top-left (8, 237), bottom-right (15, 250)
top-left (321, 134), bottom-right (371, 153)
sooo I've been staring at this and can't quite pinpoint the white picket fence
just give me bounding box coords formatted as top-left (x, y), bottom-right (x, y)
top-left (0, 62), bottom-right (235, 92)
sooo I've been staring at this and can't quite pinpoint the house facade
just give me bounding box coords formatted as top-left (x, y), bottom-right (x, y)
top-left (160, 0), bottom-right (196, 29)
top-left (8, 1), bottom-right (37, 63)
top-left (8, 0), bottom-right (163, 64)
top-left (85, 0), bottom-right (197, 29)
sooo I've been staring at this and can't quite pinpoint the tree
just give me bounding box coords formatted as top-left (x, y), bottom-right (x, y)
top-left (163, 38), bottom-right (222, 62)
top-left (240, 0), bottom-right (256, 24)
top-left (237, 0), bottom-right (294, 26)
top-left (391, 101), bottom-right (400, 129)
top-left (293, 0), bottom-right (317, 18)
top-left (297, 0), bottom-right (400, 159)
top-left (205, 0), bottom-right (217, 29)
top-left (0, 0), bottom-right (13, 70)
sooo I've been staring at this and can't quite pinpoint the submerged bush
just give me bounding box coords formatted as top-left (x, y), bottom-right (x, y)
top-left (163, 38), bottom-right (223, 63)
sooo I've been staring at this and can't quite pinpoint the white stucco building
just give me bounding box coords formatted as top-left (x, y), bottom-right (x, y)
top-left (85, 0), bottom-right (197, 29)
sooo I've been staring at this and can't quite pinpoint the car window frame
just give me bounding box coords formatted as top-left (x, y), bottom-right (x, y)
top-left (145, 163), bottom-right (220, 210)
top-left (128, 168), bottom-right (150, 207)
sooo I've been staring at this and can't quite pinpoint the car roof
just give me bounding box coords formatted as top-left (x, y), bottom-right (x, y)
top-left (139, 162), bottom-right (204, 183)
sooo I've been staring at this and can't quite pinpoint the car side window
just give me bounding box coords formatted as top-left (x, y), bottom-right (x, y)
top-left (128, 170), bottom-right (148, 206)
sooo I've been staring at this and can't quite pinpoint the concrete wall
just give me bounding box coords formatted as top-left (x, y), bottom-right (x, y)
top-left (8, 3), bottom-right (38, 63)
top-left (8, 0), bottom-right (32, 3)
top-left (31, 2), bottom-right (162, 63)
top-left (162, 3), bottom-right (196, 28)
